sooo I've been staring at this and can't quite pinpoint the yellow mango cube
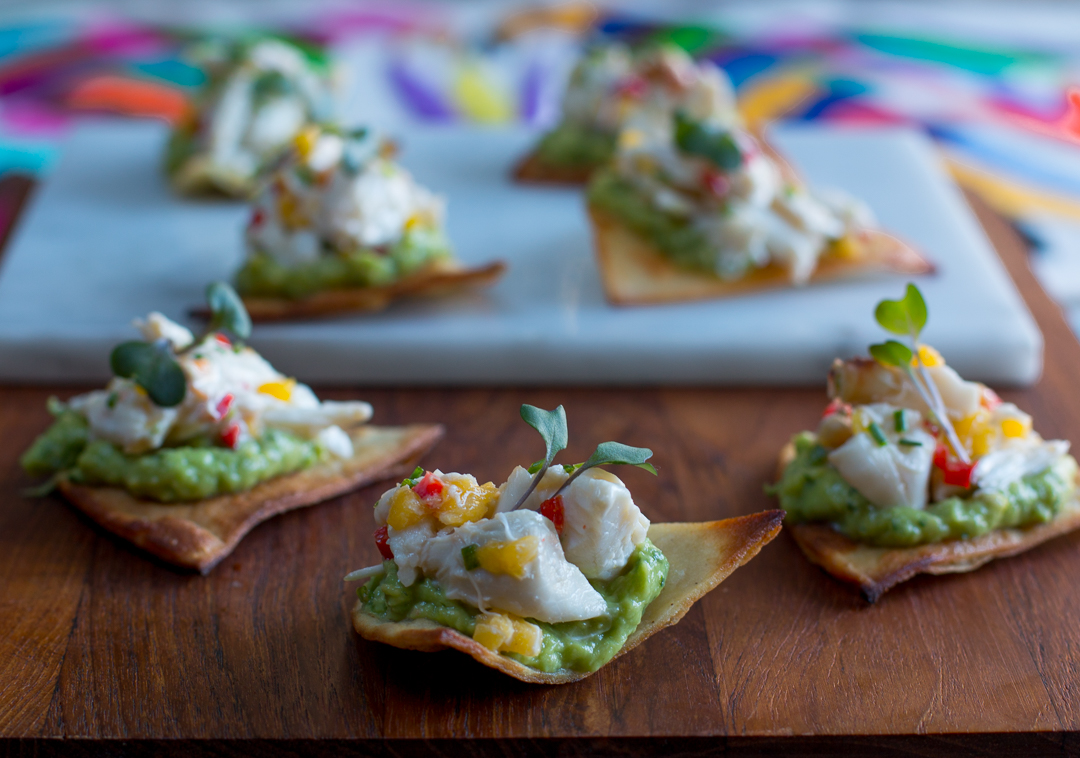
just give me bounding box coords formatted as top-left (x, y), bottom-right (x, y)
top-left (829, 235), bottom-right (860, 260)
top-left (436, 481), bottom-right (499, 527)
top-left (258, 379), bottom-right (295, 402)
top-left (475, 536), bottom-right (540, 579)
top-left (386, 486), bottom-right (428, 531)
top-left (293, 125), bottom-right (320, 158)
top-left (1001, 418), bottom-right (1030, 439)
top-left (473, 613), bottom-right (514, 651)
top-left (505, 617), bottom-right (543, 657)
top-left (915, 345), bottom-right (944, 368)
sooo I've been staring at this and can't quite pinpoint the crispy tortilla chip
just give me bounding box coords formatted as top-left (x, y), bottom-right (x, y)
top-left (512, 150), bottom-right (595, 185)
top-left (57, 424), bottom-right (443, 573)
top-left (776, 442), bottom-right (1080, 602)
top-left (351, 510), bottom-right (783, 684)
top-left (220, 260), bottom-right (506, 322)
top-left (589, 207), bottom-right (934, 306)
top-left (169, 154), bottom-right (254, 199)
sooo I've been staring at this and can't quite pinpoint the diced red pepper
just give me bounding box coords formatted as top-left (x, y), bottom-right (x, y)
top-left (220, 422), bottom-right (241, 450)
top-left (822, 398), bottom-right (851, 418)
top-left (933, 444), bottom-right (974, 488)
top-left (248, 208), bottom-right (265, 229)
top-left (702, 168), bottom-right (730, 197)
top-left (412, 471), bottom-right (444, 503)
top-left (374, 525), bottom-right (393, 560)
top-left (981, 387), bottom-right (1003, 410)
top-left (214, 333), bottom-right (232, 348)
top-left (539, 495), bottom-right (565, 534)
top-left (215, 393), bottom-right (233, 420)
top-left (616, 76), bottom-right (648, 99)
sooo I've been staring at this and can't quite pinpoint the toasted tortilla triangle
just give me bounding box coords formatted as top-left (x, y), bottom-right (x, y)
top-left (169, 152), bottom-right (255, 199)
top-left (776, 443), bottom-right (1080, 602)
top-left (56, 424), bottom-right (443, 573)
top-left (589, 207), bottom-right (934, 306)
top-left (226, 260), bottom-right (506, 322)
top-left (351, 509), bottom-right (783, 684)
top-left (512, 150), bottom-right (596, 185)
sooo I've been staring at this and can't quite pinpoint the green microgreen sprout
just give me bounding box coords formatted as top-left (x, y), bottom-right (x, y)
top-left (553, 441), bottom-right (657, 497)
top-left (509, 404), bottom-right (568, 511)
top-left (673, 110), bottom-right (743, 171)
top-left (868, 283), bottom-right (969, 464)
top-left (109, 281), bottom-right (252, 410)
top-left (461, 544), bottom-right (480, 571)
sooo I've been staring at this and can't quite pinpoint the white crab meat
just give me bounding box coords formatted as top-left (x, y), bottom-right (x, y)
top-left (133, 312), bottom-right (194, 351)
top-left (827, 404), bottom-right (935, 509)
top-left (974, 439), bottom-right (1071, 493)
top-left (419, 510), bottom-right (608, 624)
top-left (69, 378), bottom-right (179, 455)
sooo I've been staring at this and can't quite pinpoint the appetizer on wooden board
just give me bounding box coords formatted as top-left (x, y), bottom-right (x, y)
top-left (349, 404), bottom-right (783, 684)
top-left (166, 35), bottom-right (338, 198)
top-left (514, 43), bottom-right (740, 184)
top-left (229, 124), bottom-right (505, 321)
top-left (772, 284), bottom-right (1079, 601)
top-left (21, 284), bottom-right (442, 572)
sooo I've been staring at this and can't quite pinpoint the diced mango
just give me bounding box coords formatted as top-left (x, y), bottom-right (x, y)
top-left (386, 486), bottom-right (428, 531)
top-left (436, 481), bottom-right (500, 527)
top-left (293, 125), bottom-right (320, 158)
top-left (1001, 418), bottom-right (1030, 439)
top-left (619, 129), bottom-right (644, 149)
top-left (258, 378), bottom-right (296, 402)
top-left (473, 613), bottom-right (543, 657)
top-left (475, 536), bottom-right (539, 579)
top-left (916, 345), bottom-right (944, 368)
top-left (829, 235), bottom-right (860, 260)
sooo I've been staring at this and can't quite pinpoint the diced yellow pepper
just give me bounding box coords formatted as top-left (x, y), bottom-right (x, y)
top-left (386, 486), bottom-right (428, 531)
top-left (475, 536), bottom-right (540, 579)
top-left (1001, 418), bottom-right (1030, 439)
top-left (258, 378), bottom-right (296, 402)
top-left (293, 125), bottom-right (320, 158)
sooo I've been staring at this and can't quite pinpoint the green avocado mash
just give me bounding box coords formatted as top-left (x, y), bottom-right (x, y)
top-left (21, 407), bottom-right (323, 502)
top-left (774, 431), bottom-right (1079, 547)
top-left (235, 226), bottom-right (453, 300)
top-left (357, 539), bottom-right (669, 674)
top-left (587, 168), bottom-right (722, 272)
top-left (535, 123), bottom-right (615, 170)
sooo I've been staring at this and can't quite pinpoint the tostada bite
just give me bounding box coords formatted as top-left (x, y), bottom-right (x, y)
top-left (21, 284), bottom-right (441, 572)
top-left (233, 124), bottom-right (505, 320)
top-left (586, 106), bottom-right (932, 305)
top-left (349, 404), bottom-right (782, 684)
top-left (772, 284), bottom-right (1079, 601)
top-left (514, 42), bottom-right (740, 184)
top-left (165, 35), bottom-right (337, 198)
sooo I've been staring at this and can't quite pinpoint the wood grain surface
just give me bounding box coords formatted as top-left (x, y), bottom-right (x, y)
top-left (3, 174), bottom-right (1080, 757)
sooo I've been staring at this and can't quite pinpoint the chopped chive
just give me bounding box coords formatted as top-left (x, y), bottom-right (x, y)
top-left (400, 465), bottom-right (425, 487)
top-left (461, 544), bottom-right (480, 570)
top-left (868, 421), bottom-right (889, 446)
top-left (526, 460), bottom-right (544, 475)
top-left (894, 409), bottom-right (907, 433)
top-left (898, 438), bottom-right (923, 447)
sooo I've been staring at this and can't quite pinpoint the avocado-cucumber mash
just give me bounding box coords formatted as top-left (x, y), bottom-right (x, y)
top-left (21, 408), bottom-right (322, 502)
top-left (775, 432), bottom-right (1079, 548)
top-left (358, 539), bottom-right (669, 674)
top-left (588, 168), bottom-right (723, 272)
top-left (236, 227), bottom-right (453, 300)
top-left (534, 123), bottom-right (616, 171)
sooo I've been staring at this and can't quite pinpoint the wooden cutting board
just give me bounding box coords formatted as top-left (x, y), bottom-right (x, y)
top-left (0, 178), bottom-right (1077, 757)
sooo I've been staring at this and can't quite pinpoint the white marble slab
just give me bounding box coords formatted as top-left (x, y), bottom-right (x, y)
top-left (0, 119), bottom-right (1042, 386)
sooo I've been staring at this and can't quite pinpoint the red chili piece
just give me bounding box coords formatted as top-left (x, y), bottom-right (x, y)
top-left (702, 168), bottom-right (730, 197)
top-left (248, 208), bottom-right (265, 228)
top-left (215, 393), bottom-right (234, 419)
top-left (214, 333), bottom-right (232, 348)
top-left (539, 495), bottom-right (565, 534)
top-left (933, 444), bottom-right (974, 488)
top-left (220, 422), bottom-right (241, 450)
top-left (822, 398), bottom-right (852, 418)
top-left (374, 525), bottom-right (393, 560)
top-left (412, 472), bottom-right (444, 503)
top-left (616, 76), bottom-right (648, 99)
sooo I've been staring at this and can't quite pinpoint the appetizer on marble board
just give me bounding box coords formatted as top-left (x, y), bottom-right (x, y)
top-left (348, 404), bottom-right (782, 684)
top-left (21, 284), bottom-right (442, 572)
top-left (165, 35), bottom-right (338, 198)
top-left (514, 43), bottom-right (740, 184)
top-left (772, 284), bottom-right (1078, 601)
top-left (230, 124), bottom-right (505, 321)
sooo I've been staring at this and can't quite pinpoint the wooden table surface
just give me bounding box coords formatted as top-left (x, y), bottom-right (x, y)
top-left (3, 176), bottom-right (1080, 757)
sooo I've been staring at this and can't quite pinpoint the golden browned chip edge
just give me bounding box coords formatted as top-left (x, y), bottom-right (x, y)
top-left (589, 207), bottom-right (935, 306)
top-left (511, 150), bottom-right (596, 185)
top-left (776, 441), bottom-right (1080, 602)
top-left (351, 509), bottom-right (784, 685)
top-left (56, 424), bottom-right (444, 573)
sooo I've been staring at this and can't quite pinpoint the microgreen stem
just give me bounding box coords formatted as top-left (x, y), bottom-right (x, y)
top-left (511, 464), bottom-right (550, 511)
